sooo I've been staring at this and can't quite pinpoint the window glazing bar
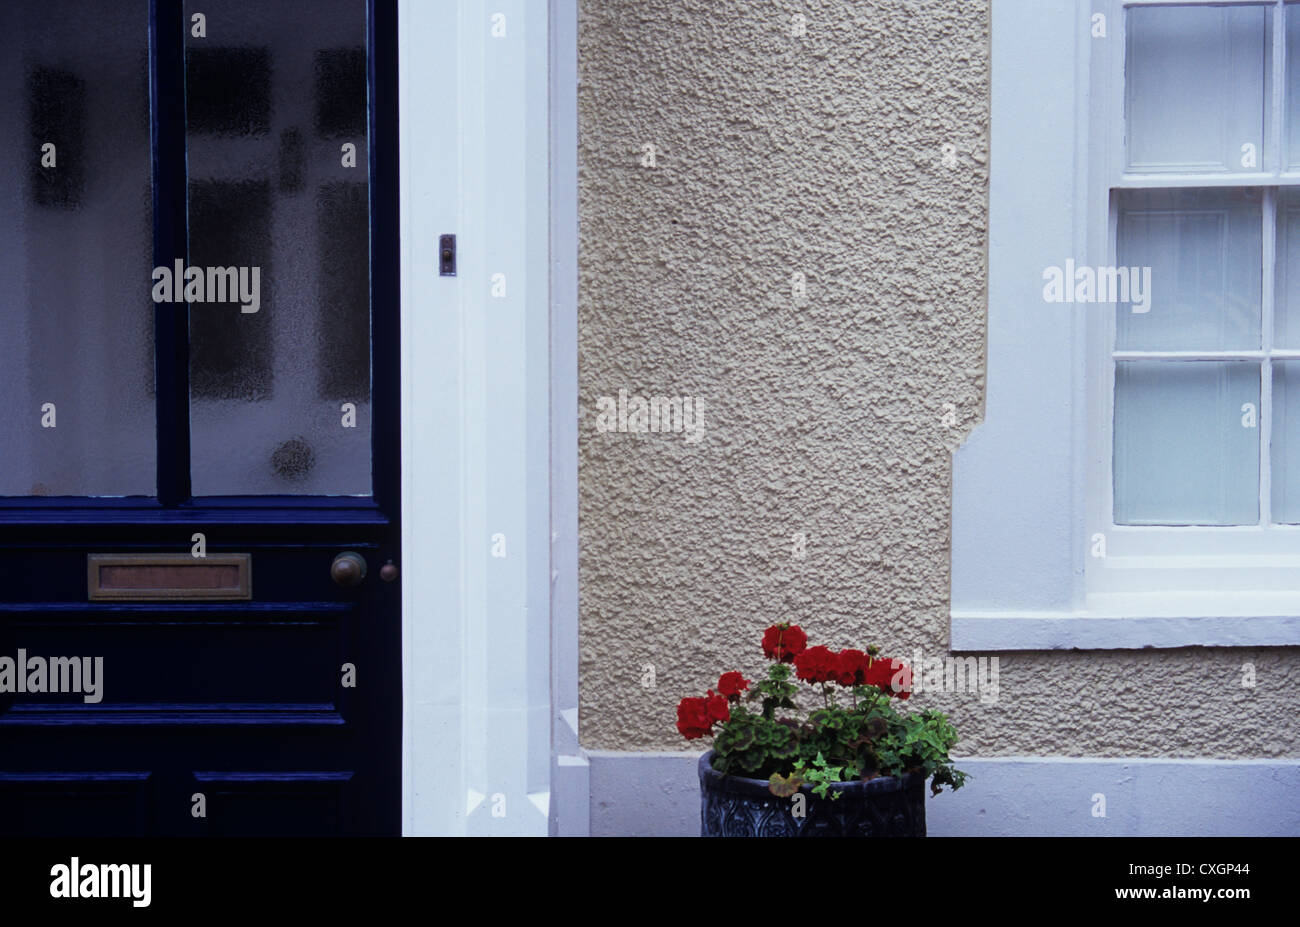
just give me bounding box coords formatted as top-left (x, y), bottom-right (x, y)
top-left (149, 0), bottom-right (191, 505)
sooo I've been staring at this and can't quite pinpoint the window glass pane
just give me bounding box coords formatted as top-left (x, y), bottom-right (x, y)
top-left (1287, 2), bottom-right (1300, 168)
top-left (0, 0), bottom-right (155, 497)
top-left (1271, 361), bottom-right (1300, 523)
top-left (1116, 188), bottom-right (1261, 351)
top-left (1127, 4), bottom-right (1269, 173)
top-left (185, 0), bottom-right (371, 496)
top-left (1114, 361), bottom-right (1259, 525)
top-left (1275, 187), bottom-right (1300, 347)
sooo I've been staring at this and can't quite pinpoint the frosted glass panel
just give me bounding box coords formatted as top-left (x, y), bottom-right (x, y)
top-left (1275, 188), bottom-right (1300, 347)
top-left (1114, 362), bottom-right (1259, 525)
top-left (1289, 4), bottom-right (1300, 168)
top-left (1271, 361), bottom-right (1300, 523)
top-left (0, 1), bottom-right (155, 497)
top-left (1116, 189), bottom-right (1261, 351)
top-left (1127, 4), bottom-right (1269, 172)
top-left (185, 0), bottom-right (371, 496)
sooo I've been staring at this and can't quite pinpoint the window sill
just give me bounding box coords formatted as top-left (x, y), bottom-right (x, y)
top-left (951, 597), bottom-right (1300, 651)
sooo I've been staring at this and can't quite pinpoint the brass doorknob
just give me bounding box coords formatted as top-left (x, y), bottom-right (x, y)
top-left (331, 551), bottom-right (368, 587)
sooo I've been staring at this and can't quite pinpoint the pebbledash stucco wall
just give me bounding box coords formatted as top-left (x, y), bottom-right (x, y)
top-left (576, 0), bottom-right (1300, 758)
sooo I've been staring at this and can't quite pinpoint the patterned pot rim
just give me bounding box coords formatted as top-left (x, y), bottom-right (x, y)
top-left (699, 750), bottom-right (926, 797)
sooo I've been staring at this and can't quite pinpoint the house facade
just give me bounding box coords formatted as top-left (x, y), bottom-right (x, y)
top-left (0, 0), bottom-right (1296, 837)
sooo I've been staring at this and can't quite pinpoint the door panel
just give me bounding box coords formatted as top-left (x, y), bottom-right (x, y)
top-left (192, 771), bottom-right (353, 837)
top-left (0, 772), bottom-right (154, 837)
top-left (0, 0), bottom-right (400, 837)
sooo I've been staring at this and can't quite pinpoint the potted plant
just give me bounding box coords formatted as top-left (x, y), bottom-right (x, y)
top-left (677, 623), bottom-right (966, 837)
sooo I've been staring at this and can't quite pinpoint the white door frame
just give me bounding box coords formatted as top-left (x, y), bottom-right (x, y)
top-left (398, 0), bottom-right (575, 836)
top-left (546, 0), bottom-right (585, 838)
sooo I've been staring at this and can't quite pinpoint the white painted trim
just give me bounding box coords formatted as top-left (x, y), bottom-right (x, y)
top-left (547, 0), bottom-right (586, 838)
top-left (399, 0), bottom-right (461, 839)
top-left (1114, 172), bottom-right (1300, 187)
top-left (587, 751), bottom-right (1300, 836)
top-left (400, 0), bottom-right (552, 837)
top-left (950, 0), bottom-right (1088, 621)
top-left (952, 610), bottom-right (1300, 650)
top-left (1124, 0), bottom-right (1276, 6)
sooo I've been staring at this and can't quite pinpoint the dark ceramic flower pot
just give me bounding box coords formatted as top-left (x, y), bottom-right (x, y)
top-left (699, 750), bottom-right (926, 837)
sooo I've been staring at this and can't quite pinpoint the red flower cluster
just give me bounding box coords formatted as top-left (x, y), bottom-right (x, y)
top-left (884, 660), bottom-right (913, 700)
top-left (761, 624), bottom-right (808, 662)
top-left (793, 645), bottom-right (839, 683)
top-left (716, 671), bottom-right (751, 699)
top-left (675, 629), bottom-right (914, 743)
top-left (675, 683), bottom-right (737, 739)
top-left (834, 649), bottom-right (870, 686)
top-left (794, 646), bottom-right (912, 699)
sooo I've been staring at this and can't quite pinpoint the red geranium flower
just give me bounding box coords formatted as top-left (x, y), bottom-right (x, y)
top-left (864, 657), bottom-right (913, 699)
top-left (794, 645), bottom-right (840, 684)
top-left (675, 697), bottom-right (713, 739)
top-left (834, 649), bottom-right (870, 687)
top-left (716, 671), bottom-right (751, 699)
top-left (705, 690), bottom-right (730, 723)
top-left (864, 656), bottom-right (893, 692)
top-left (889, 661), bottom-right (913, 700)
top-left (761, 623), bottom-right (808, 662)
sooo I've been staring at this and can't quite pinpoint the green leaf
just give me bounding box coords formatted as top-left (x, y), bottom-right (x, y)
top-left (768, 772), bottom-right (804, 798)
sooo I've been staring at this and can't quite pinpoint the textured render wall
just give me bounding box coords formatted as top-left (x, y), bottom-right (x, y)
top-left (576, 0), bottom-right (1300, 756)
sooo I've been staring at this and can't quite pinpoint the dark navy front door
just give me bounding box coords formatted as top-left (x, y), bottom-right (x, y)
top-left (0, 0), bottom-right (400, 836)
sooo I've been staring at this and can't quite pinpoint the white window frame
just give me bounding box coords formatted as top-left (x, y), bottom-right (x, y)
top-left (951, 0), bottom-right (1300, 650)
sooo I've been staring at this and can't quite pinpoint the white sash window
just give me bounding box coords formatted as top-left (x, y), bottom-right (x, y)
top-left (952, 0), bottom-right (1300, 648)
